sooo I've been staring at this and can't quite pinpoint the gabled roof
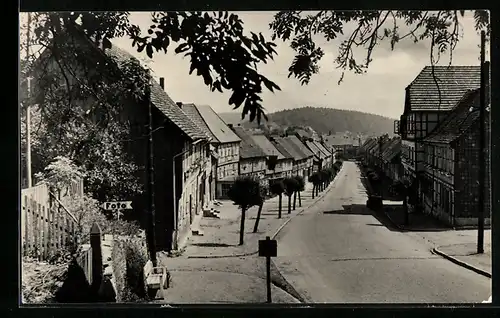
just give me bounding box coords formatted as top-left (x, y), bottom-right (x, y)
top-left (382, 138), bottom-right (402, 162)
top-left (33, 28), bottom-right (208, 141)
top-left (185, 104), bottom-right (241, 143)
top-left (360, 138), bottom-right (376, 151)
top-left (249, 134), bottom-right (286, 160)
top-left (104, 45), bottom-right (208, 141)
top-left (285, 135), bottom-right (314, 159)
top-left (230, 126), bottom-right (267, 159)
top-left (276, 136), bottom-right (305, 160)
top-left (316, 141), bottom-right (332, 156)
top-left (305, 140), bottom-right (327, 159)
top-left (366, 139), bottom-right (381, 153)
top-left (182, 103), bottom-right (218, 141)
top-left (407, 66), bottom-right (481, 112)
top-left (424, 89), bottom-right (482, 144)
top-left (270, 137), bottom-right (295, 159)
top-left (323, 135), bottom-right (357, 147)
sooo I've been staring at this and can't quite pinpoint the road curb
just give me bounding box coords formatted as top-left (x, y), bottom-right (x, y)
top-left (431, 247), bottom-right (492, 278)
top-left (188, 164), bottom-right (345, 259)
top-left (271, 164), bottom-right (344, 241)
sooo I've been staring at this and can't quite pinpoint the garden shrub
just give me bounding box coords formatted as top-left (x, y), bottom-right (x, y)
top-left (112, 237), bottom-right (149, 303)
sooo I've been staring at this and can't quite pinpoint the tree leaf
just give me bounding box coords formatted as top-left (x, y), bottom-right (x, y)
top-left (175, 43), bottom-right (190, 54)
top-left (146, 44), bottom-right (153, 58)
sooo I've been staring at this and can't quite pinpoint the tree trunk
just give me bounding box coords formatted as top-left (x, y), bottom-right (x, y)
top-left (316, 185), bottom-right (319, 196)
top-left (253, 203), bottom-right (263, 233)
top-left (298, 191), bottom-right (302, 207)
top-left (288, 195), bottom-right (292, 214)
top-left (293, 192), bottom-right (297, 210)
top-left (312, 185), bottom-right (315, 199)
top-left (239, 208), bottom-right (246, 245)
top-left (278, 194), bottom-right (282, 218)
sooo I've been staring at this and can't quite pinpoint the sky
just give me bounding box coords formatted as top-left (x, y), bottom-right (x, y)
top-left (20, 11), bottom-right (487, 119)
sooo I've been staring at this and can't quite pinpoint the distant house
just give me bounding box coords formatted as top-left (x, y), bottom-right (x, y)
top-left (269, 136), bottom-right (296, 173)
top-left (381, 137), bottom-right (403, 182)
top-left (396, 65), bottom-right (481, 213)
top-left (316, 141), bottom-right (334, 167)
top-left (229, 125), bottom-right (268, 187)
top-left (303, 139), bottom-right (329, 171)
top-left (181, 104), bottom-right (241, 199)
top-left (285, 135), bottom-right (315, 177)
top-left (250, 134), bottom-right (293, 185)
top-left (273, 136), bottom-right (309, 178)
top-left (421, 89), bottom-right (490, 227)
top-left (29, 28), bottom-right (213, 252)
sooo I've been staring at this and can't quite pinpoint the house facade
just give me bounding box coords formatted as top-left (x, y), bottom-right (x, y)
top-left (396, 66), bottom-right (481, 213)
top-left (250, 134), bottom-right (293, 184)
top-left (181, 104), bottom-right (241, 199)
top-left (303, 139), bottom-right (326, 172)
top-left (381, 137), bottom-right (403, 182)
top-left (421, 88), bottom-right (491, 227)
top-left (30, 29), bottom-right (212, 252)
top-left (316, 141), bottom-right (334, 168)
top-left (230, 125), bottom-right (268, 187)
top-left (270, 136), bottom-right (297, 175)
top-left (285, 135), bottom-right (315, 177)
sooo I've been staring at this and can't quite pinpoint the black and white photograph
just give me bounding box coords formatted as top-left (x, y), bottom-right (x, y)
top-left (18, 10), bottom-right (492, 305)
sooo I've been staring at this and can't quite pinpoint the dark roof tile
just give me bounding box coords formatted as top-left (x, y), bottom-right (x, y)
top-left (231, 126), bottom-right (267, 159)
top-left (286, 135), bottom-right (314, 159)
top-left (407, 66), bottom-right (481, 111)
top-left (105, 45), bottom-right (208, 140)
top-left (250, 134), bottom-right (286, 160)
top-left (424, 89), bottom-right (482, 144)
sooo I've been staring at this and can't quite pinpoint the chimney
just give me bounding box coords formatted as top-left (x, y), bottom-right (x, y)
top-left (159, 77), bottom-right (165, 90)
top-left (176, 102), bottom-right (182, 109)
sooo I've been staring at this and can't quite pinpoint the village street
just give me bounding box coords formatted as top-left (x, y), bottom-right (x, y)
top-left (155, 161), bottom-right (490, 304)
top-left (273, 161), bottom-right (491, 303)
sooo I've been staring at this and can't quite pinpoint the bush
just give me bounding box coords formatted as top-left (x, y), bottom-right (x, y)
top-left (368, 172), bottom-right (380, 182)
top-left (112, 238), bottom-right (149, 303)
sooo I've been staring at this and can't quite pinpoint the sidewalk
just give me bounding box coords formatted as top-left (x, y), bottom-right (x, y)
top-left (152, 171), bottom-right (343, 303)
top-left (182, 179), bottom-right (335, 258)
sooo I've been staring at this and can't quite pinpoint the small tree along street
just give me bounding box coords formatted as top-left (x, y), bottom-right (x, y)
top-left (293, 175), bottom-right (305, 209)
top-left (227, 176), bottom-right (264, 245)
top-left (270, 180), bottom-right (285, 219)
top-left (283, 177), bottom-right (299, 215)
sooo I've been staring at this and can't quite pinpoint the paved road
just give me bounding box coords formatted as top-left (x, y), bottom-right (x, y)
top-left (273, 161), bottom-right (491, 303)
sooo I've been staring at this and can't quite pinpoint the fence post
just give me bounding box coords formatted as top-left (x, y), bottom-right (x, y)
top-left (24, 195), bottom-right (30, 256)
top-left (42, 206), bottom-right (48, 260)
top-left (90, 223), bottom-right (103, 299)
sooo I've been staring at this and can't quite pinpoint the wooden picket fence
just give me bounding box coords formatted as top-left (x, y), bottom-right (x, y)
top-left (21, 182), bottom-right (80, 261)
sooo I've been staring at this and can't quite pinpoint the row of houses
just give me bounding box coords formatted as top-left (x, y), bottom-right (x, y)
top-left (27, 27), bottom-right (337, 252)
top-left (360, 65), bottom-right (491, 228)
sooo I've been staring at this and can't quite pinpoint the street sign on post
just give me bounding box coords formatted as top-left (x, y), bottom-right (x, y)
top-left (102, 201), bottom-right (133, 221)
top-left (258, 236), bottom-right (277, 303)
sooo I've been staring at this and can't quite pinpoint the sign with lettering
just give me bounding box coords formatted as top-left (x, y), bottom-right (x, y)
top-left (102, 201), bottom-right (133, 211)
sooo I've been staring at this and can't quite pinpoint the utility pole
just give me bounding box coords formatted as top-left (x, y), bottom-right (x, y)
top-left (378, 136), bottom-right (383, 200)
top-left (25, 12), bottom-right (32, 188)
top-left (145, 75), bottom-right (157, 266)
top-left (477, 31), bottom-right (486, 254)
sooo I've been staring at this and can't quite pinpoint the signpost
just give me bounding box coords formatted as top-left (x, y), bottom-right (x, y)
top-left (102, 201), bottom-right (133, 221)
top-left (258, 236), bottom-right (277, 303)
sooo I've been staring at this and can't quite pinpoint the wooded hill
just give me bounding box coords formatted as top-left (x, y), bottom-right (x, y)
top-left (219, 106), bottom-right (397, 136)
